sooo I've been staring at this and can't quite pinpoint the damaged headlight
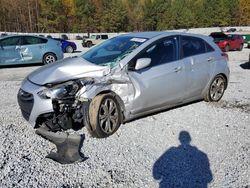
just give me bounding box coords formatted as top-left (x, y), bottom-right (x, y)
top-left (38, 78), bottom-right (94, 99)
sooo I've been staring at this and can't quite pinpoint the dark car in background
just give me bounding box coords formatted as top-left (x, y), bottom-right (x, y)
top-left (53, 38), bottom-right (77, 53)
top-left (210, 32), bottom-right (244, 52)
top-left (61, 34), bottom-right (69, 40)
top-left (1, 33), bottom-right (8, 38)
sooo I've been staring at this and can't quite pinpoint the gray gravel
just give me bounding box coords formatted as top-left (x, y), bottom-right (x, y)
top-left (0, 45), bottom-right (250, 187)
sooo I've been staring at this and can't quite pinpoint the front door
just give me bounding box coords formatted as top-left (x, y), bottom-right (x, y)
top-left (128, 36), bottom-right (187, 115)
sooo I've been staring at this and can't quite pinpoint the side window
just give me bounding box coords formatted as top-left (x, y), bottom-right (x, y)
top-left (137, 37), bottom-right (178, 67)
top-left (205, 42), bottom-right (215, 53)
top-left (0, 37), bottom-right (21, 46)
top-left (23, 36), bottom-right (47, 45)
top-left (101, 35), bottom-right (108, 40)
top-left (96, 35), bottom-right (101, 40)
top-left (181, 36), bottom-right (206, 58)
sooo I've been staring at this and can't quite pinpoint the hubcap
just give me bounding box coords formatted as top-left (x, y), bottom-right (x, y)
top-left (210, 77), bottom-right (225, 101)
top-left (45, 55), bottom-right (55, 64)
top-left (98, 98), bottom-right (118, 134)
top-left (67, 46), bottom-right (73, 53)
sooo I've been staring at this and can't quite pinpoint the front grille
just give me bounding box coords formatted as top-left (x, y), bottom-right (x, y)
top-left (17, 89), bottom-right (34, 121)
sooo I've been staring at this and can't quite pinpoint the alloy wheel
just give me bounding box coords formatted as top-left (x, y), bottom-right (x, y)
top-left (209, 76), bottom-right (225, 101)
top-left (45, 54), bottom-right (56, 64)
top-left (98, 98), bottom-right (119, 134)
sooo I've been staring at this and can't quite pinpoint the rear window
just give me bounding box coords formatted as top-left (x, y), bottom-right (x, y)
top-left (181, 36), bottom-right (206, 58)
top-left (210, 32), bottom-right (228, 42)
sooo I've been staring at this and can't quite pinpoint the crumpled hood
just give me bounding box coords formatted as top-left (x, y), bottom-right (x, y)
top-left (28, 56), bottom-right (109, 85)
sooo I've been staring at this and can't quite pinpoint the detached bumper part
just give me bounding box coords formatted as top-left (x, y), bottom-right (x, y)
top-left (35, 127), bottom-right (88, 164)
top-left (17, 89), bottom-right (34, 121)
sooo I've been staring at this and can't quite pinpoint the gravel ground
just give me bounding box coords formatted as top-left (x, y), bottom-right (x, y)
top-left (0, 42), bottom-right (250, 188)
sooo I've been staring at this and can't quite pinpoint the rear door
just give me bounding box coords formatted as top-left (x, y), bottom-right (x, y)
top-left (0, 36), bottom-right (22, 65)
top-left (128, 36), bottom-right (187, 114)
top-left (21, 36), bottom-right (47, 64)
top-left (181, 35), bottom-right (214, 98)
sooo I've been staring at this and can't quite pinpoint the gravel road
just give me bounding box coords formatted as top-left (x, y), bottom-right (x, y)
top-left (0, 43), bottom-right (249, 187)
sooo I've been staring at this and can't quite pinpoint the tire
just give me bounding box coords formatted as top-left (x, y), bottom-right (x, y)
top-left (204, 75), bottom-right (226, 102)
top-left (239, 44), bottom-right (243, 51)
top-left (86, 41), bottom-right (93, 48)
top-left (43, 53), bottom-right (57, 65)
top-left (66, 46), bottom-right (74, 53)
top-left (88, 93), bottom-right (122, 138)
top-left (224, 44), bottom-right (230, 52)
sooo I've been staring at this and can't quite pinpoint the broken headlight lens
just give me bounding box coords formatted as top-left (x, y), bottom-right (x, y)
top-left (38, 81), bottom-right (79, 99)
top-left (38, 79), bottom-right (94, 99)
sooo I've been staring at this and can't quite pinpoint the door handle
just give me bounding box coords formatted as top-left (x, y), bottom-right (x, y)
top-left (15, 46), bottom-right (21, 50)
top-left (207, 57), bottom-right (214, 62)
top-left (174, 66), bottom-right (182, 72)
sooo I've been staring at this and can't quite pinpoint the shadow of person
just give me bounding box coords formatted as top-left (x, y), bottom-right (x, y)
top-left (240, 61), bottom-right (250, 70)
top-left (153, 131), bottom-right (213, 188)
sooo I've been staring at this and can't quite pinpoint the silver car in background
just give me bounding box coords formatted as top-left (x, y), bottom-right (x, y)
top-left (0, 35), bottom-right (63, 66)
top-left (17, 32), bottom-right (230, 138)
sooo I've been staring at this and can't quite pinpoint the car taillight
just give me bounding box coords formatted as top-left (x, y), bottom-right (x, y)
top-left (222, 52), bottom-right (229, 61)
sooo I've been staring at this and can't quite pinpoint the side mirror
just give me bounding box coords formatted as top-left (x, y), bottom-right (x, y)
top-left (135, 58), bottom-right (151, 70)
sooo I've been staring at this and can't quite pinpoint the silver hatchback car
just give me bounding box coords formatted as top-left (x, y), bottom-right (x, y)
top-left (0, 35), bottom-right (63, 66)
top-left (18, 32), bottom-right (229, 138)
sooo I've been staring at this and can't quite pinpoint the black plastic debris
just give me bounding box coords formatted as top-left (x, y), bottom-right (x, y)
top-left (35, 127), bottom-right (88, 164)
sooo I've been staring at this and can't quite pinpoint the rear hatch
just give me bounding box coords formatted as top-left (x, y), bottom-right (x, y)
top-left (210, 32), bottom-right (228, 43)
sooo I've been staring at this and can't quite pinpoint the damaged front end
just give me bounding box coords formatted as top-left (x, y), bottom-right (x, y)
top-left (38, 78), bottom-right (95, 132)
top-left (37, 69), bottom-right (133, 137)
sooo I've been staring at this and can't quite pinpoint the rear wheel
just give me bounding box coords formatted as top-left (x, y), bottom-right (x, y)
top-left (224, 44), bottom-right (230, 52)
top-left (66, 46), bottom-right (74, 53)
top-left (204, 75), bottom-right (226, 102)
top-left (86, 41), bottom-right (93, 48)
top-left (43, 53), bottom-right (57, 64)
top-left (88, 94), bottom-right (122, 138)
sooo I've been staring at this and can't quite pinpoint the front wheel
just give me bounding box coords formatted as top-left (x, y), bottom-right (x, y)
top-left (88, 94), bottom-right (122, 138)
top-left (204, 75), bottom-right (226, 102)
top-left (43, 53), bottom-right (57, 64)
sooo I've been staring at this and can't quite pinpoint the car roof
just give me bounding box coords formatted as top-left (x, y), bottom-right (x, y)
top-left (122, 32), bottom-right (168, 39)
top-left (120, 31), bottom-right (211, 42)
top-left (0, 34), bottom-right (48, 40)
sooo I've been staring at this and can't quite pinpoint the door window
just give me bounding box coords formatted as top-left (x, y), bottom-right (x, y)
top-left (181, 36), bottom-right (206, 58)
top-left (22, 36), bottom-right (47, 45)
top-left (0, 37), bottom-right (21, 46)
top-left (101, 35), bottom-right (108, 40)
top-left (136, 36), bottom-right (178, 67)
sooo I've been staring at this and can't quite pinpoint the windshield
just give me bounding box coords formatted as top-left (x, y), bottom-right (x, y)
top-left (81, 36), bottom-right (147, 68)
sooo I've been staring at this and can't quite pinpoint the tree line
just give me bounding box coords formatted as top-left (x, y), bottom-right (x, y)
top-left (0, 0), bottom-right (250, 33)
